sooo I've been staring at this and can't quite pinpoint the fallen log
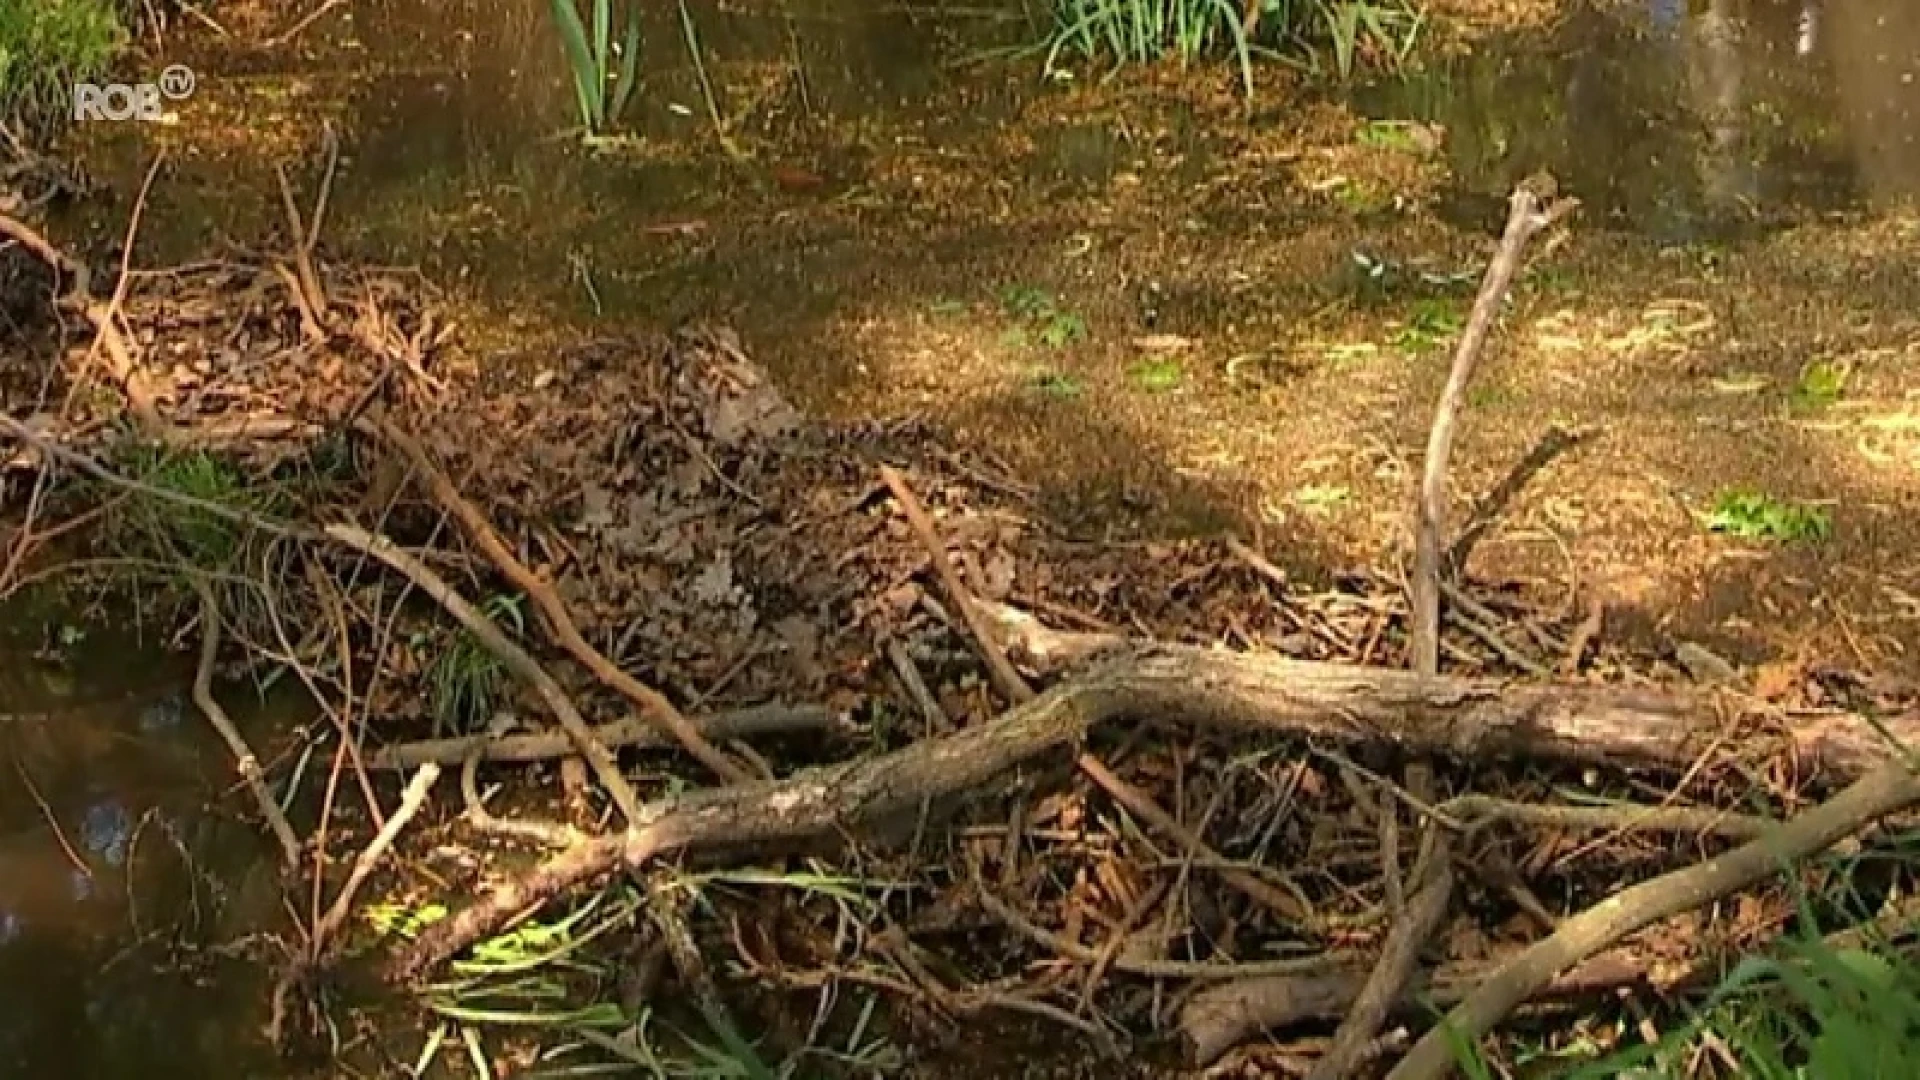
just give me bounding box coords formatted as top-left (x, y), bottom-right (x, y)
top-left (387, 640), bottom-right (1920, 981)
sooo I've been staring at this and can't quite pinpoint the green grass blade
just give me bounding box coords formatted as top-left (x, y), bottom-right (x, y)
top-left (548, 0), bottom-right (604, 130)
top-left (609, 11), bottom-right (642, 125)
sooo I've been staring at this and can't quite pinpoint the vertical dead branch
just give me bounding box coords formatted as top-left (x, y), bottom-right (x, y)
top-left (1411, 182), bottom-right (1578, 677)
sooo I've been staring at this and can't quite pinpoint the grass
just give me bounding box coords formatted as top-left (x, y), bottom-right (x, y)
top-left (388, 870), bottom-right (905, 1078)
top-left (0, 0), bottom-right (127, 133)
top-left (424, 593), bottom-right (524, 735)
top-left (1791, 359), bottom-right (1848, 410)
top-left (1130, 355), bottom-right (1183, 390)
top-left (1704, 489), bottom-right (1832, 543)
top-left (547, 0), bottom-right (641, 135)
top-left (106, 447), bottom-right (280, 569)
top-left (1036, 0), bottom-right (1423, 94)
top-left (1027, 368), bottom-right (1085, 398)
top-left (1392, 296), bottom-right (1463, 352)
top-left (999, 284), bottom-right (1088, 349)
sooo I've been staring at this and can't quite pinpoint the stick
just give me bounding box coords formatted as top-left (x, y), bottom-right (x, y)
top-left (1411, 182), bottom-right (1578, 676)
top-left (879, 464), bottom-right (1034, 704)
top-left (324, 523), bottom-right (647, 827)
top-left (190, 576), bottom-right (302, 868)
top-left (1446, 425), bottom-right (1593, 573)
top-left (312, 762), bottom-right (440, 951)
top-left (368, 419), bottom-right (750, 785)
top-left (368, 703), bottom-right (841, 769)
top-left (886, 638), bottom-right (953, 733)
top-left (1307, 859), bottom-right (1453, 1080)
top-left (1386, 758), bottom-right (1920, 1080)
top-left (1077, 752), bottom-right (1310, 924)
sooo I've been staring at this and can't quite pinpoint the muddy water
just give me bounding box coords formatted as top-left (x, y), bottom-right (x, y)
top-left (0, 602), bottom-right (304, 1077)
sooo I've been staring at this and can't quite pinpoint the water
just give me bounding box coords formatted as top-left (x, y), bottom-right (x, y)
top-left (0, 604), bottom-right (304, 1078)
top-left (1357, 0), bottom-right (1920, 237)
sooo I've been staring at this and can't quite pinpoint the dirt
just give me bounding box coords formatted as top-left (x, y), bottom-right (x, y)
top-left (55, 0), bottom-right (1919, 680)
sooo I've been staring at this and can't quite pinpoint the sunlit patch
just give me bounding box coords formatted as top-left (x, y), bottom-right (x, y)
top-left (1603, 299), bottom-right (1717, 355)
top-left (1855, 401), bottom-right (1920, 472)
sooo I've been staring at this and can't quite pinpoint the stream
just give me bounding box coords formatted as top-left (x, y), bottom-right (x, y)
top-left (7, 0), bottom-right (1917, 1075)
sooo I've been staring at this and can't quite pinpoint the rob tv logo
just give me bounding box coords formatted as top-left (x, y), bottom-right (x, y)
top-left (73, 65), bottom-right (196, 122)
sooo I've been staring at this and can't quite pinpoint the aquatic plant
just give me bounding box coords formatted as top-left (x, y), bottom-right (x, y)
top-left (1042, 0), bottom-right (1256, 97)
top-left (546, 0), bottom-right (641, 135)
top-left (0, 0), bottom-right (127, 132)
top-left (1037, 0), bottom-right (1425, 93)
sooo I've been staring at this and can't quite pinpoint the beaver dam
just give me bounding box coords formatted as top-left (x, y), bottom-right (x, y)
top-left (1, 0), bottom-right (1918, 1076)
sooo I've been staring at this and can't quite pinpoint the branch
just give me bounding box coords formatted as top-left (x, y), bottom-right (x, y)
top-left (190, 576), bottom-right (302, 868)
top-left (367, 419), bottom-right (751, 785)
top-left (1412, 183), bottom-right (1578, 676)
top-left (367, 703), bottom-right (842, 769)
top-left (324, 523), bottom-right (647, 826)
top-left (385, 640), bottom-right (1920, 981)
top-left (879, 464), bottom-right (1035, 704)
top-left (1386, 757), bottom-right (1920, 1080)
top-left (1308, 858), bottom-right (1454, 1080)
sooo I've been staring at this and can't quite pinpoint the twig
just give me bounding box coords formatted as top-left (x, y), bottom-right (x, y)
top-left (1438, 581), bottom-right (1550, 676)
top-left (974, 876), bottom-right (1339, 981)
top-left (274, 166), bottom-right (328, 336)
top-left (1077, 753), bottom-right (1311, 925)
top-left (368, 703), bottom-right (840, 769)
top-left (264, 0), bottom-right (347, 49)
top-left (886, 638), bottom-right (953, 733)
top-left (189, 576), bottom-right (302, 868)
top-left (368, 419), bottom-right (750, 785)
top-left (323, 523), bottom-right (647, 826)
top-left (1561, 592), bottom-right (1605, 676)
top-left (1386, 758), bottom-right (1920, 1080)
top-left (0, 412), bottom-right (308, 539)
top-left (1226, 535), bottom-right (1290, 591)
top-left (1446, 425), bottom-right (1593, 573)
top-left (13, 756), bottom-right (90, 876)
top-left (462, 725), bottom-right (580, 849)
top-left (879, 464), bottom-right (1035, 704)
top-left (1411, 182), bottom-right (1578, 676)
top-left (1441, 793), bottom-right (1776, 843)
top-left (313, 762), bottom-right (440, 953)
top-left (1308, 858), bottom-right (1453, 1080)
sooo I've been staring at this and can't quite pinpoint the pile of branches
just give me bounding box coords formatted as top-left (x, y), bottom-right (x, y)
top-left (5, 150), bottom-right (1920, 1079)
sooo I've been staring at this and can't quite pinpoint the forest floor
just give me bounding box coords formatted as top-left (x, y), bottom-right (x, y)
top-left (3, 0), bottom-right (1919, 1076)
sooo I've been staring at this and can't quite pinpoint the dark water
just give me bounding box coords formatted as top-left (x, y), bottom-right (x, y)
top-left (1358, 0), bottom-right (1920, 237)
top-left (0, 604), bottom-right (303, 1078)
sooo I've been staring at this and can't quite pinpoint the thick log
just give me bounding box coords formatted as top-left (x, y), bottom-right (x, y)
top-left (387, 642), bottom-right (1919, 981)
